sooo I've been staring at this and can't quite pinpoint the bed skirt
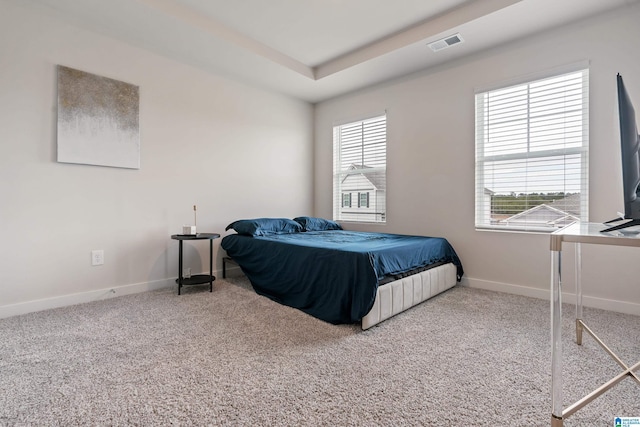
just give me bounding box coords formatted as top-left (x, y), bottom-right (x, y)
top-left (361, 262), bottom-right (458, 330)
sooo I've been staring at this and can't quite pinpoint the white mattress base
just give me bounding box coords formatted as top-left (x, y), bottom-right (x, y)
top-left (361, 263), bottom-right (457, 330)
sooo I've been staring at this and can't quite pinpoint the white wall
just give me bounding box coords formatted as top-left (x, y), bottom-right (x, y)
top-left (315, 4), bottom-right (640, 314)
top-left (0, 0), bottom-right (313, 316)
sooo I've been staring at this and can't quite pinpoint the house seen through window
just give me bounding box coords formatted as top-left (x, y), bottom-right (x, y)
top-left (333, 114), bottom-right (386, 223)
top-left (475, 68), bottom-right (589, 232)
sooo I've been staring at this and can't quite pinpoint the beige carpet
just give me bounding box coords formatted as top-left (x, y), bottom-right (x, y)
top-left (0, 277), bottom-right (638, 426)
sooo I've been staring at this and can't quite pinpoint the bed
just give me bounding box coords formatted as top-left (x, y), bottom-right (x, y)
top-left (221, 217), bottom-right (463, 329)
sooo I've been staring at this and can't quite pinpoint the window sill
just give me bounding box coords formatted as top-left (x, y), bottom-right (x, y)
top-left (475, 225), bottom-right (561, 235)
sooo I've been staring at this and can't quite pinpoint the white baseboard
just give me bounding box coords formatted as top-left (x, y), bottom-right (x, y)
top-left (462, 277), bottom-right (640, 316)
top-left (0, 278), bottom-right (175, 319)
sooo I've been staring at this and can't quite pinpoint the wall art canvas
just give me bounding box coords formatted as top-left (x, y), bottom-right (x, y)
top-left (57, 65), bottom-right (140, 169)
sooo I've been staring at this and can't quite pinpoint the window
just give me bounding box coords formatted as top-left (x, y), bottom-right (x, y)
top-left (358, 192), bottom-right (370, 208)
top-left (333, 114), bottom-right (386, 223)
top-left (475, 69), bottom-right (589, 232)
top-left (342, 193), bottom-right (352, 208)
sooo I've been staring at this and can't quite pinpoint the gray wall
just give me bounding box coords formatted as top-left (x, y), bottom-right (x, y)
top-left (0, 0), bottom-right (313, 316)
top-left (315, 4), bottom-right (640, 314)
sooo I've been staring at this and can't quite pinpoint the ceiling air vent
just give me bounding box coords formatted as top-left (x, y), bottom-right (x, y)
top-left (428, 33), bottom-right (464, 52)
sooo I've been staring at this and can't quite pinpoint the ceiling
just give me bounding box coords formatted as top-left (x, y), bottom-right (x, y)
top-left (27, 0), bottom-right (639, 103)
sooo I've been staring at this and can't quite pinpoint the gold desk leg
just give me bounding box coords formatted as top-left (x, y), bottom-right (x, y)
top-left (576, 318), bottom-right (583, 346)
top-left (575, 243), bottom-right (583, 346)
top-left (552, 415), bottom-right (563, 427)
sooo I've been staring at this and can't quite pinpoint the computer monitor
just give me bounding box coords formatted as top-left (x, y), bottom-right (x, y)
top-left (602, 73), bottom-right (640, 232)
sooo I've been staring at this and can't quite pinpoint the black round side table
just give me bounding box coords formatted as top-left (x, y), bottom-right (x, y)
top-left (170, 233), bottom-right (220, 295)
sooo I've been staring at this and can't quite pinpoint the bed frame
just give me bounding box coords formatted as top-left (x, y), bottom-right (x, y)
top-left (361, 262), bottom-right (458, 330)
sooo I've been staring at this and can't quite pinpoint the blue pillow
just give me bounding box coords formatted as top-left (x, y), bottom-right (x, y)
top-left (293, 216), bottom-right (343, 232)
top-left (225, 218), bottom-right (303, 236)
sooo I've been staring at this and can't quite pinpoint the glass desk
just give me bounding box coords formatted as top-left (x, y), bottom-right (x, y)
top-left (550, 222), bottom-right (640, 426)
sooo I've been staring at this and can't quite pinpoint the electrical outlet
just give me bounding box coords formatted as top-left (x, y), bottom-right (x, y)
top-left (183, 267), bottom-right (191, 279)
top-left (91, 250), bottom-right (104, 266)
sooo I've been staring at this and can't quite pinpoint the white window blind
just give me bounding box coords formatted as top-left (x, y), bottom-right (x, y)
top-left (475, 69), bottom-right (589, 232)
top-left (333, 114), bottom-right (386, 223)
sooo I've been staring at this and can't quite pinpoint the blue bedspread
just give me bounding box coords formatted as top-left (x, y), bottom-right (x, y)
top-left (221, 230), bottom-right (463, 324)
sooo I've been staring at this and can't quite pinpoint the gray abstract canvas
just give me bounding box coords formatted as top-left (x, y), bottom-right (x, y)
top-left (57, 65), bottom-right (140, 169)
